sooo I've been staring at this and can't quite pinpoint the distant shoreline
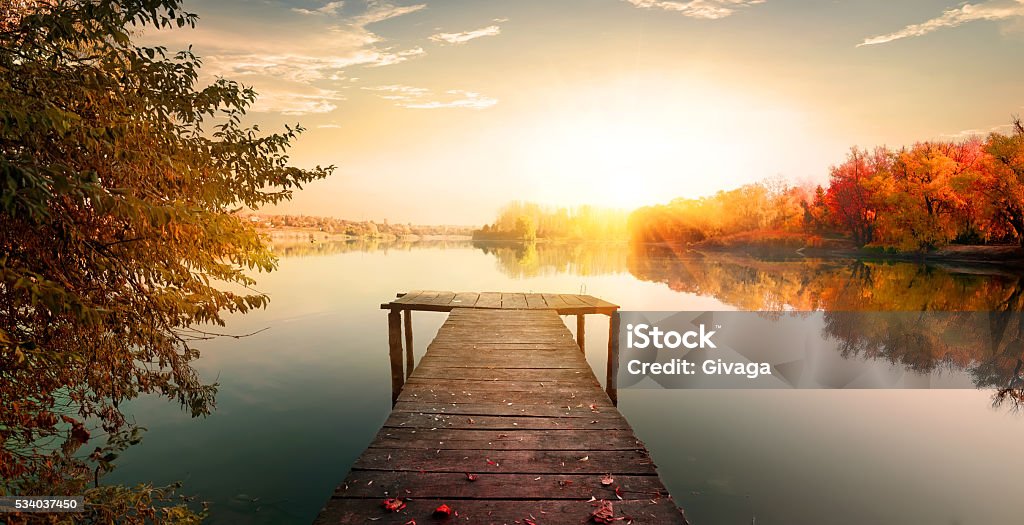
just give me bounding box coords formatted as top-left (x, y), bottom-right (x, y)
top-left (258, 227), bottom-right (473, 243)
top-left (678, 242), bottom-right (1024, 268)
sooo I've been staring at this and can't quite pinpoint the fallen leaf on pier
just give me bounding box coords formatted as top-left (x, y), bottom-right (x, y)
top-left (590, 500), bottom-right (623, 523)
top-left (433, 504), bottom-right (453, 518)
top-left (381, 498), bottom-right (406, 512)
top-left (466, 473), bottom-right (478, 482)
top-left (600, 475), bottom-right (614, 486)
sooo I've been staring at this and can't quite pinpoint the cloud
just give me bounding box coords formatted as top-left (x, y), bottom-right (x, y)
top-left (292, 1), bottom-right (344, 16)
top-left (364, 84), bottom-right (431, 96)
top-left (352, 1), bottom-right (426, 25)
top-left (859, 0), bottom-right (1024, 46)
top-left (250, 87), bottom-right (346, 115)
top-left (364, 85), bottom-right (497, 109)
top-left (201, 44), bottom-right (423, 83)
top-left (429, 25), bottom-right (501, 45)
top-left (365, 46), bottom-right (425, 67)
top-left (139, 1), bottom-right (429, 117)
top-left (622, 0), bottom-right (765, 20)
top-left (940, 122), bottom-right (1016, 139)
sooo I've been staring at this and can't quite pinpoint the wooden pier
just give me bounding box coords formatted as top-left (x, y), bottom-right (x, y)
top-left (314, 291), bottom-right (689, 524)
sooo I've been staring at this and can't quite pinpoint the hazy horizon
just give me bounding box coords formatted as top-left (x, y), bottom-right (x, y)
top-left (144, 0), bottom-right (1024, 224)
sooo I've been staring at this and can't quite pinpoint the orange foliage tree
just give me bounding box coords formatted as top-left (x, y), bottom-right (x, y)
top-left (628, 117), bottom-right (1024, 253)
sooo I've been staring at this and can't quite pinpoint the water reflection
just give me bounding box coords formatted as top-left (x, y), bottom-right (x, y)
top-left (824, 312), bottom-right (1023, 397)
top-left (461, 241), bottom-right (1024, 406)
top-left (628, 244), bottom-right (1024, 404)
top-left (268, 237), bottom-right (473, 257)
top-left (627, 244), bottom-right (1024, 312)
top-left (471, 240), bottom-right (629, 278)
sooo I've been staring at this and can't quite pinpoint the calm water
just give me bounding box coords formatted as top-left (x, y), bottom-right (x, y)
top-left (110, 240), bottom-right (1024, 525)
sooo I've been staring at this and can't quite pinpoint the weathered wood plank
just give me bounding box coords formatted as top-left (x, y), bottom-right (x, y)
top-left (334, 471), bottom-right (668, 499)
top-left (314, 498), bottom-right (687, 525)
top-left (392, 401), bottom-right (619, 418)
top-left (403, 310), bottom-right (413, 380)
top-left (560, 294), bottom-right (587, 306)
top-left (580, 294), bottom-right (618, 307)
top-left (542, 294), bottom-right (568, 309)
top-left (382, 291), bottom-right (620, 315)
top-left (524, 293), bottom-right (547, 308)
top-left (501, 292), bottom-right (528, 309)
top-left (577, 313), bottom-right (586, 352)
top-left (451, 292), bottom-right (480, 307)
top-left (475, 292), bottom-right (502, 308)
top-left (352, 448), bottom-right (655, 474)
top-left (387, 310), bottom-right (403, 406)
top-left (390, 290), bottom-right (423, 304)
top-left (371, 428), bottom-right (641, 451)
top-left (402, 377), bottom-right (602, 391)
top-left (409, 367), bottom-right (593, 382)
top-left (397, 389), bottom-right (613, 407)
top-left (382, 411), bottom-right (628, 430)
top-left (416, 356), bottom-right (589, 370)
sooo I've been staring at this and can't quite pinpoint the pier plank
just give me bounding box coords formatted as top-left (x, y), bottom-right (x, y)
top-left (382, 290), bottom-right (619, 315)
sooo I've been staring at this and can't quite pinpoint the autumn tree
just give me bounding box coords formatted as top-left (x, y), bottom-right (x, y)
top-left (869, 139), bottom-right (983, 250)
top-left (802, 185), bottom-right (830, 232)
top-left (825, 147), bottom-right (891, 246)
top-left (0, 0), bottom-right (331, 518)
top-left (981, 118), bottom-right (1024, 247)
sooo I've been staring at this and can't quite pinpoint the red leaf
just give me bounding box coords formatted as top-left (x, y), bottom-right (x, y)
top-left (486, 458), bottom-right (499, 466)
top-left (70, 423), bottom-right (90, 444)
top-left (465, 473), bottom-right (478, 482)
top-left (591, 500), bottom-right (623, 523)
top-left (600, 475), bottom-right (614, 486)
top-left (382, 498), bottom-right (406, 512)
top-left (433, 504), bottom-right (453, 518)
top-left (403, 521), bottom-right (417, 525)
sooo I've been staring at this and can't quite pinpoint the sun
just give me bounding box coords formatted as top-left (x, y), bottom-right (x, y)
top-left (520, 111), bottom-right (726, 210)
top-left (507, 74), bottom-right (827, 212)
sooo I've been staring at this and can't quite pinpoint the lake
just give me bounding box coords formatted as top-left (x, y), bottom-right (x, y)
top-left (109, 239), bottom-right (1024, 525)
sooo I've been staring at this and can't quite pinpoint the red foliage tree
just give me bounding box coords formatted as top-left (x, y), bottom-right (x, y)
top-left (825, 147), bottom-right (892, 246)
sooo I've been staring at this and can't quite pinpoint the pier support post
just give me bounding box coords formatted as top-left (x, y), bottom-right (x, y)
top-left (388, 309), bottom-right (404, 406)
top-left (576, 314), bottom-right (586, 353)
top-left (403, 310), bottom-right (414, 379)
top-left (606, 310), bottom-right (619, 406)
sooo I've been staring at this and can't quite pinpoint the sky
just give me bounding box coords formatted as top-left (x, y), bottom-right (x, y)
top-left (144, 0), bottom-right (1024, 225)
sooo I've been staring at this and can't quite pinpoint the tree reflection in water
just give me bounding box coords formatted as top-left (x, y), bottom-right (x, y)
top-left (625, 243), bottom-right (1024, 409)
top-left (474, 241), bottom-right (1024, 408)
